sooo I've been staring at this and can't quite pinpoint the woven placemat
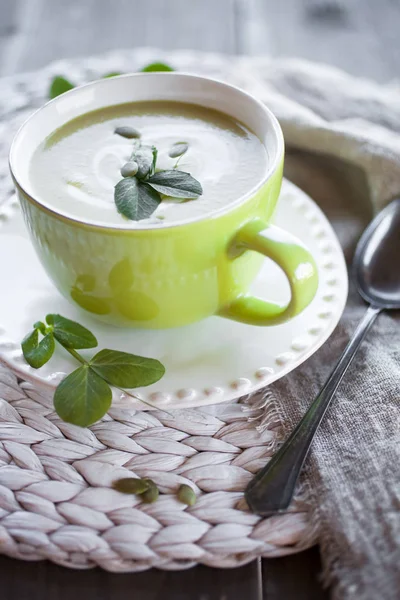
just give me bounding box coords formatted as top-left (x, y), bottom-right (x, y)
top-left (0, 368), bottom-right (315, 570)
top-left (0, 48), bottom-right (316, 571)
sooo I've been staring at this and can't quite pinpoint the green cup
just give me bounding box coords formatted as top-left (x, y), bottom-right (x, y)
top-left (9, 73), bottom-right (318, 329)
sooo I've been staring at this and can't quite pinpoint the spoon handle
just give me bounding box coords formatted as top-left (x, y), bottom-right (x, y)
top-left (245, 305), bottom-right (381, 516)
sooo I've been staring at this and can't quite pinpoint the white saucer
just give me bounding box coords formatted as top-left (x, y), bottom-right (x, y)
top-left (0, 180), bottom-right (348, 410)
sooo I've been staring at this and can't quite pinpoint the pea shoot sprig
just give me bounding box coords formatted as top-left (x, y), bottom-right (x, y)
top-left (114, 128), bottom-right (202, 221)
top-left (48, 62), bottom-right (175, 100)
top-left (22, 314), bottom-right (165, 427)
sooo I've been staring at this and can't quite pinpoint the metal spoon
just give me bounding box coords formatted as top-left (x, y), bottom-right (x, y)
top-left (245, 198), bottom-right (400, 516)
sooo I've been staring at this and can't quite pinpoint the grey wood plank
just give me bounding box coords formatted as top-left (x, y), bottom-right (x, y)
top-left (0, 548), bottom-right (327, 600)
top-left (262, 547), bottom-right (329, 600)
top-left (0, 0), bottom-right (20, 75)
top-left (0, 1), bottom-right (357, 598)
top-left (4, 0), bottom-right (236, 75)
top-left (0, 0), bottom-right (18, 36)
top-left (239, 0), bottom-right (400, 82)
top-left (0, 554), bottom-right (262, 600)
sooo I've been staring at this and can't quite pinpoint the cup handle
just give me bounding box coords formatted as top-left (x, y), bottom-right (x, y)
top-left (219, 219), bottom-right (318, 326)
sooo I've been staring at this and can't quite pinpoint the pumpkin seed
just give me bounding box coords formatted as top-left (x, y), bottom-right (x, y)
top-left (177, 484), bottom-right (196, 506)
top-left (115, 126), bottom-right (141, 139)
top-left (112, 477), bottom-right (150, 495)
top-left (140, 479), bottom-right (159, 503)
top-left (121, 161), bottom-right (139, 177)
top-left (168, 142), bottom-right (189, 159)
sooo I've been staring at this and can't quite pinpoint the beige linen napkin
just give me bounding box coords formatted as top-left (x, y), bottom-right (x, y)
top-left (236, 57), bottom-right (400, 600)
top-left (0, 49), bottom-right (399, 600)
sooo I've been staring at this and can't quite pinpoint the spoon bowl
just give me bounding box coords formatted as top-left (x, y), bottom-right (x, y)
top-left (354, 198), bottom-right (400, 309)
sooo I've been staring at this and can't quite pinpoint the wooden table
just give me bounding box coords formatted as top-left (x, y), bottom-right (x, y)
top-left (0, 1), bottom-right (397, 598)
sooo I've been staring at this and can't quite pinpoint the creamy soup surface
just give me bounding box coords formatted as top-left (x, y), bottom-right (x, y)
top-left (29, 101), bottom-right (268, 227)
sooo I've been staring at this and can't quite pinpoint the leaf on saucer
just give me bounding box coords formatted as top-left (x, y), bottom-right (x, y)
top-left (49, 76), bottom-right (75, 99)
top-left (21, 329), bottom-right (55, 369)
top-left (90, 349), bottom-right (165, 388)
top-left (147, 170), bottom-right (202, 199)
top-left (140, 62), bottom-right (174, 72)
top-left (33, 321), bottom-right (46, 334)
top-left (46, 314), bottom-right (98, 349)
top-left (114, 178), bottom-right (161, 220)
top-left (103, 71), bottom-right (123, 78)
top-left (54, 365), bottom-right (112, 427)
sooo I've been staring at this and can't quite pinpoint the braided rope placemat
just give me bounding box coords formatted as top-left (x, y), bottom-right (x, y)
top-left (0, 367), bottom-right (315, 570)
top-left (0, 48), bottom-right (316, 571)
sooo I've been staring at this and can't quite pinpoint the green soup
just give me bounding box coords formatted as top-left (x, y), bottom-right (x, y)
top-left (30, 100), bottom-right (268, 227)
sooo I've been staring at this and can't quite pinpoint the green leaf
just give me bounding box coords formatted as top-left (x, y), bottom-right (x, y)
top-left (103, 71), bottom-right (123, 78)
top-left (49, 76), bottom-right (75, 99)
top-left (90, 348), bottom-right (165, 388)
top-left (22, 330), bottom-right (55, 369)
top-left (114, 178), bottom-right (161, 221)
top-left (54, 365), bottom-right (112, 427)
top-left (168, 142), bottom-right (189, 159)
top-left (33, 321), bottom-right (46, 334)
top-left (138, 182), bottom-right (162, 217)
top-left (133, 145), bottom-right (154, 179)
top-left (140, 62), bottom-right (174, 73)
top-left (147, 170), bottom-right (202, 199)
top-left (46, 314), bottom-right (98, 349)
